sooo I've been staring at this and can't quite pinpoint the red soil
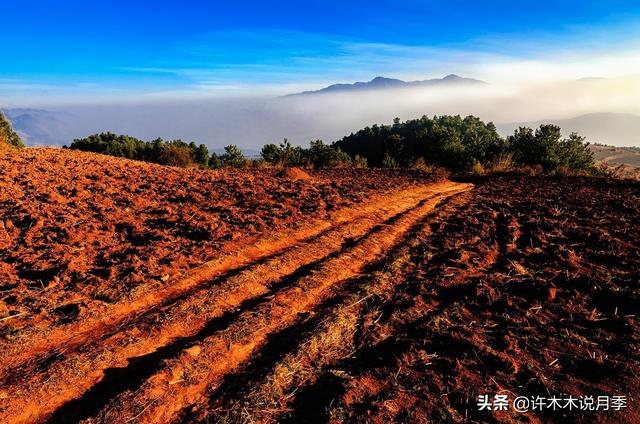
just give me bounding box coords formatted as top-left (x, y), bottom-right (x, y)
top-left (1, 147), bottom-right (638, 424)
top-left (284, 176), bottom-right (640, 424)
top-left (0, 148), bottom-right (433, 328)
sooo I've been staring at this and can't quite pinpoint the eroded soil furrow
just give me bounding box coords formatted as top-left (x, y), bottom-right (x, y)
top-left (0, 181), bottom-right (471, 424)
top-left (188, 279), bottom-right (359, 422)
top-left (63, 183), bottom-right (471, 424)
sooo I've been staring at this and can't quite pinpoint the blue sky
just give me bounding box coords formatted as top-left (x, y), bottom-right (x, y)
top-left (1, 1), bottom-right (639, 104)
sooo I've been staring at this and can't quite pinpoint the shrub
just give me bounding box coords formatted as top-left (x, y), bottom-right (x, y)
top-left (220, 145), bottom-right (247, 167)
top-left (260, 143), bottom-right (282, 165)
top-left (333, 115), bottom-right (504, 170)
top-left (557, 133), bottom-right (595, 172)
top-left (0, 112), bottom-right (24, 148)
top-left (307, 139), bottom-right (335, 167)
top-left (194, 144), bottom-right (210, 167)
top-left (261, 139), bottom-right (354, 168)
top-left (381, 152), bottom-right (399, 168)
top-left (353, 155), bottom-right (368, 168)
top-left (157, 144), bottom-right (194, 167)
top-left (508, 125), bottom-right (595, 173)
top-left (69, 133), bottom-right (212, 168)
top-left (470, 161), bottom-right (486, 176)
top-left (483, 152), bottom-right (515, 174)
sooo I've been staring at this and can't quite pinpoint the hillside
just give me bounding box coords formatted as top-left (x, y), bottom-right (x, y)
top-left (0, 147), bottom-right (432, 317)
top-left (0, 111), bottom-right (24, 148)
top-left (498, 112), bottom-right (640, 147)
top-left (1, 108), bottom-right (76, 146)
top-left (591, 144), bottom-right (640, 169)
top-left (0, 147), bottom-right (638, 422)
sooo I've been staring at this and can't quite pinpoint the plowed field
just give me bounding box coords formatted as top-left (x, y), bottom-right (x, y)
top-left (1, 148), bottom-right (638, 423)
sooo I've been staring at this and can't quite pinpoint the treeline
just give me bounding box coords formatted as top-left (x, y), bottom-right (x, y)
top-left (0, 112), bottom-right (24, 148)
top-left (333, 115), bottom-right (595, 173)
top-left (67, 114), bottom-right (597, 174)
top-left (68, 133), bottom-right (364, 169)
top-left (261, 139), bottom-right (367, 168)
top-left (68, 132), bottom-right (248, 168)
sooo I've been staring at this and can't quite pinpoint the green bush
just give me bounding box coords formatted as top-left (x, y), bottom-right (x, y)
top-left (508, 125), bottom-right (595, 172)
top-left (333, 115), bottom-right (505, 171)
top-left (220, 145), bottom-right (247, 167)
top-left (69, 133), bottom-right (209, 168)
top-left (67, 116), bottom-right (596, 175)
top-left (157, 144), bottom-right (195, 167)
top-left (353, 155), bottom-right (368, 168)
top-left (334, 115), bottom-right (594, 174)
top-left (260, 143), bottom-right (282, 165)
top-left (558, 133), bottom-right (595, 172)
top-left (0, 112), bottom-right (24, 148)
top-left (209, 152), bottom-right (223, 169)
top-left (261, 139), bottom-right (353, 168)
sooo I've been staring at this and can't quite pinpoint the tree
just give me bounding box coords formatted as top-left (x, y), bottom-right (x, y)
top-left (278, 138), bottom-right (303, 167)
top-left (260, 143), bottom-right (282, 164)
top-left (158, 144), bottom-right (194, 167)
top-left (384, 134), bottom-right (410, 167)
top-left (333, 115), bottom-right (505, 170)
top-left (69, 132), bottom-right (144, 159)
top-left (220, 145), bottom-right (246, 167)
top-left (209, 152), bottom-right (222, 169)
top-left (261, 139), bottom-right (305, 167)
top-left (0, 112), bottom-right (24, 148)
top-left (532, 124), bottom-right (563, 170)
top-left (307, 139), bottom-right (334, 167)
top-left (195, 144), bottom-right (210, 168)
top-left (508, 125), bottom-right (595, 172)
top-left (508, 126), bottom-right (536, 165)
top-left (558, 133), bottom-right (595, 171)
top-left (69, 133), bottom-right (219, 169)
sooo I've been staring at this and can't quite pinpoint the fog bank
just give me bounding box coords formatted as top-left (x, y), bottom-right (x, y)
top-left (6, 75), bottom-right (640, 148)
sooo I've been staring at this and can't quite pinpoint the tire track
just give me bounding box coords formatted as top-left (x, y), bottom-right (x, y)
top-left (0, 184), bottom-right (432, 377)
top-left (73, 182), bottom-right (472, 424)
top-left (196, 195), bottom-right (467, 423)
top-left (0, 181), bottom-right (471, 423)
top-left (43, 194), bottom-right (429, 423)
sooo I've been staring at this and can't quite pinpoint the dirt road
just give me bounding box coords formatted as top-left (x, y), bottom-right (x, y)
top-left (0, 180), bottom-right (472, 423)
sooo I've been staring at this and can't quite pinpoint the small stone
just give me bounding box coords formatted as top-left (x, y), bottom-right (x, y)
top-left (186, 345), bottom-right (201, 357)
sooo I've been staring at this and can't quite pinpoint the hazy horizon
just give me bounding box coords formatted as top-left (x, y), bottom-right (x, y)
top-left (4, 74), bottom-right (640, 149)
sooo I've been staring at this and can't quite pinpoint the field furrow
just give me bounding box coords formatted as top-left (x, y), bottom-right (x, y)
top-left (0, 181), bottom-right (472, 423)
top-left (89, 182), bottom-right (470, 424)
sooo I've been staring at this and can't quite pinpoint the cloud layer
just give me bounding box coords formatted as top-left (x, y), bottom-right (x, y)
top-left (9, 74), bottom-right (636, 148)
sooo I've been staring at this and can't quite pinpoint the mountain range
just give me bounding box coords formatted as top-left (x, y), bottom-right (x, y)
top-left (288, 74), bottom-right (486, 96)
top-left (3, 90), bottom-right (639, 149)
top-left (1, 108), bottom-right (78, 146)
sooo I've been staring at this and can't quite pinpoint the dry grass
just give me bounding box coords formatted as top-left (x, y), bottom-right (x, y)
top-left (212, 249), bottom-right (417, 423)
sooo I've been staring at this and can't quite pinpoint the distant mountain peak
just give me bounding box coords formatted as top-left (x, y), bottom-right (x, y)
top-left (287, 74), bottom-right (486, 96)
